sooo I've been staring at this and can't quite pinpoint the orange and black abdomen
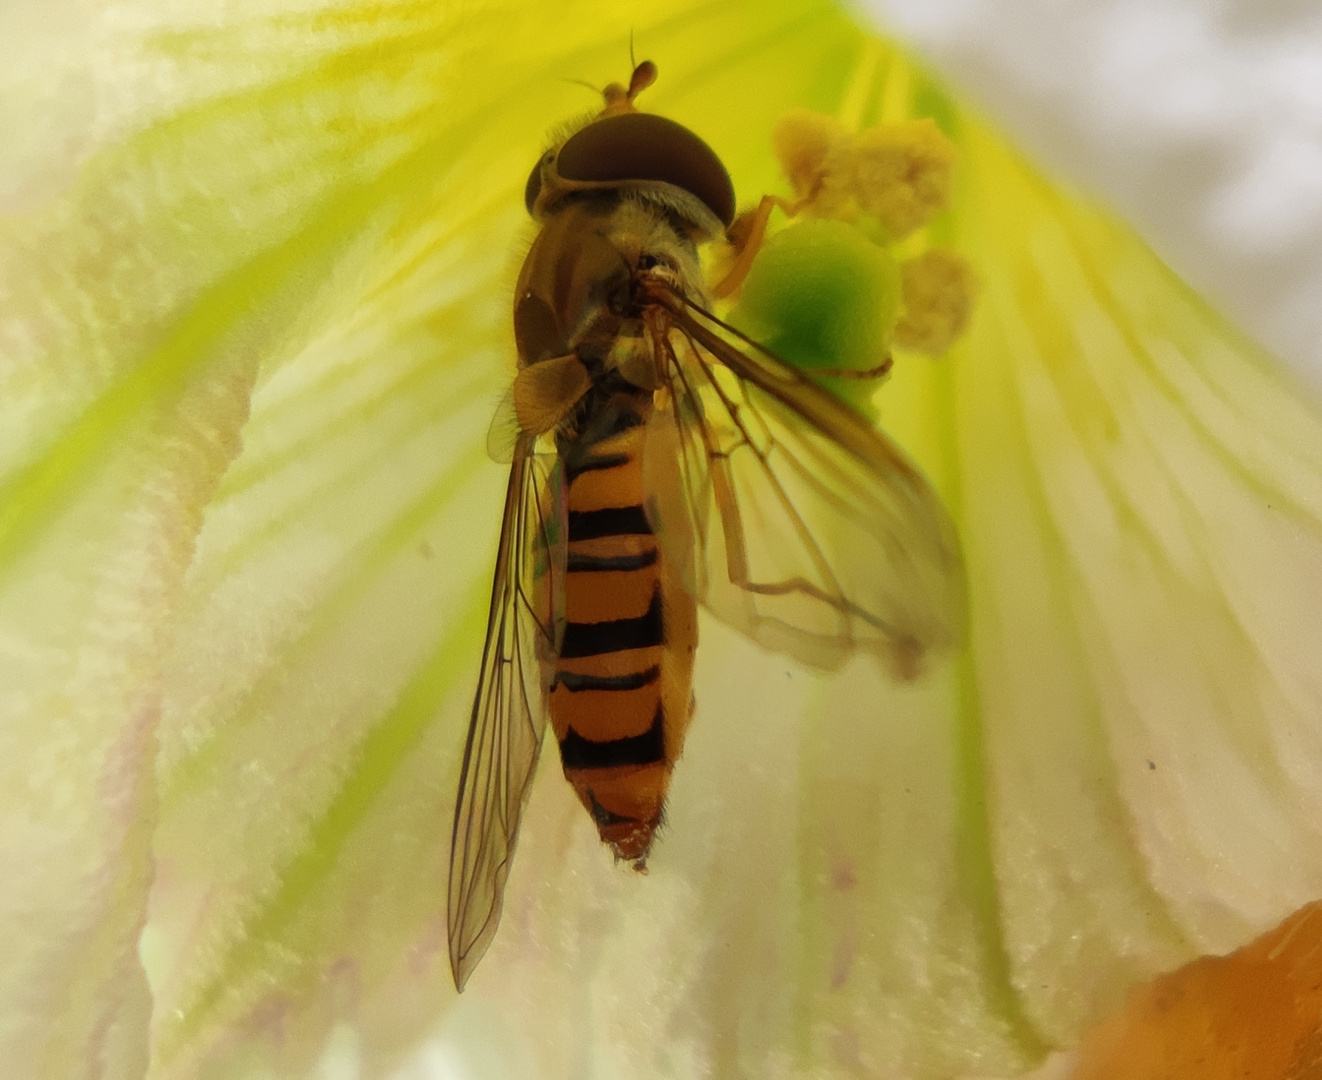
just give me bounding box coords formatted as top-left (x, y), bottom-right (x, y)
top-left (549, 410), bottom-right (697, 862)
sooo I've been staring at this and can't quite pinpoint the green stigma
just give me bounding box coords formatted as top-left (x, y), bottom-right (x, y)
top-left (729, 220), bottom-right (899, 419)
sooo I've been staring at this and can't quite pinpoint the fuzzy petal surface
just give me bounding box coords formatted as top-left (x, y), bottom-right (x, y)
top-left (4, 2), bottom-right (1321, 1079)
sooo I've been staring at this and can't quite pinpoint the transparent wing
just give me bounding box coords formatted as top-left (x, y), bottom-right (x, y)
top-left (643, 285), bottom-right (964, 676)
top-left (447, 435), bottom-right (565, 990)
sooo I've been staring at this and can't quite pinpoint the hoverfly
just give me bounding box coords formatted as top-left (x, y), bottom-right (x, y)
top-left (447, 61), bottom-right (963, 990)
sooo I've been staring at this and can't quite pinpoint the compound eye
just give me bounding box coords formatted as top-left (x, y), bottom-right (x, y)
top-left (555, 112), bottom-right (735, 227)
top-left (524, 151), bottom-right (553, 214)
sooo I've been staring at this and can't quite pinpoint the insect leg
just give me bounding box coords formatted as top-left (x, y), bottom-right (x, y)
top-left (711, 194), bottom-right (796, 299)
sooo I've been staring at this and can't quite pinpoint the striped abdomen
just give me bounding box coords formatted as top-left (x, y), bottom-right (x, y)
top-left (549, 415), bottom-right (697, 863)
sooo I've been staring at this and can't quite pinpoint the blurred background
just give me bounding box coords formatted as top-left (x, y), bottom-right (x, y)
top-left (855, 0), bottom-right (1322, 390)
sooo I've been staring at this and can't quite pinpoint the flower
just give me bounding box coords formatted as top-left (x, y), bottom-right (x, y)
top-left (3, 1), bottom-right (1322, 1078)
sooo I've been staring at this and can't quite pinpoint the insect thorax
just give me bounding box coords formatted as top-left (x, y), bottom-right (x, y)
top-left (516, 194), bottom-right (706, 365)
top-left (513, 190), bottom-right (709, 452)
